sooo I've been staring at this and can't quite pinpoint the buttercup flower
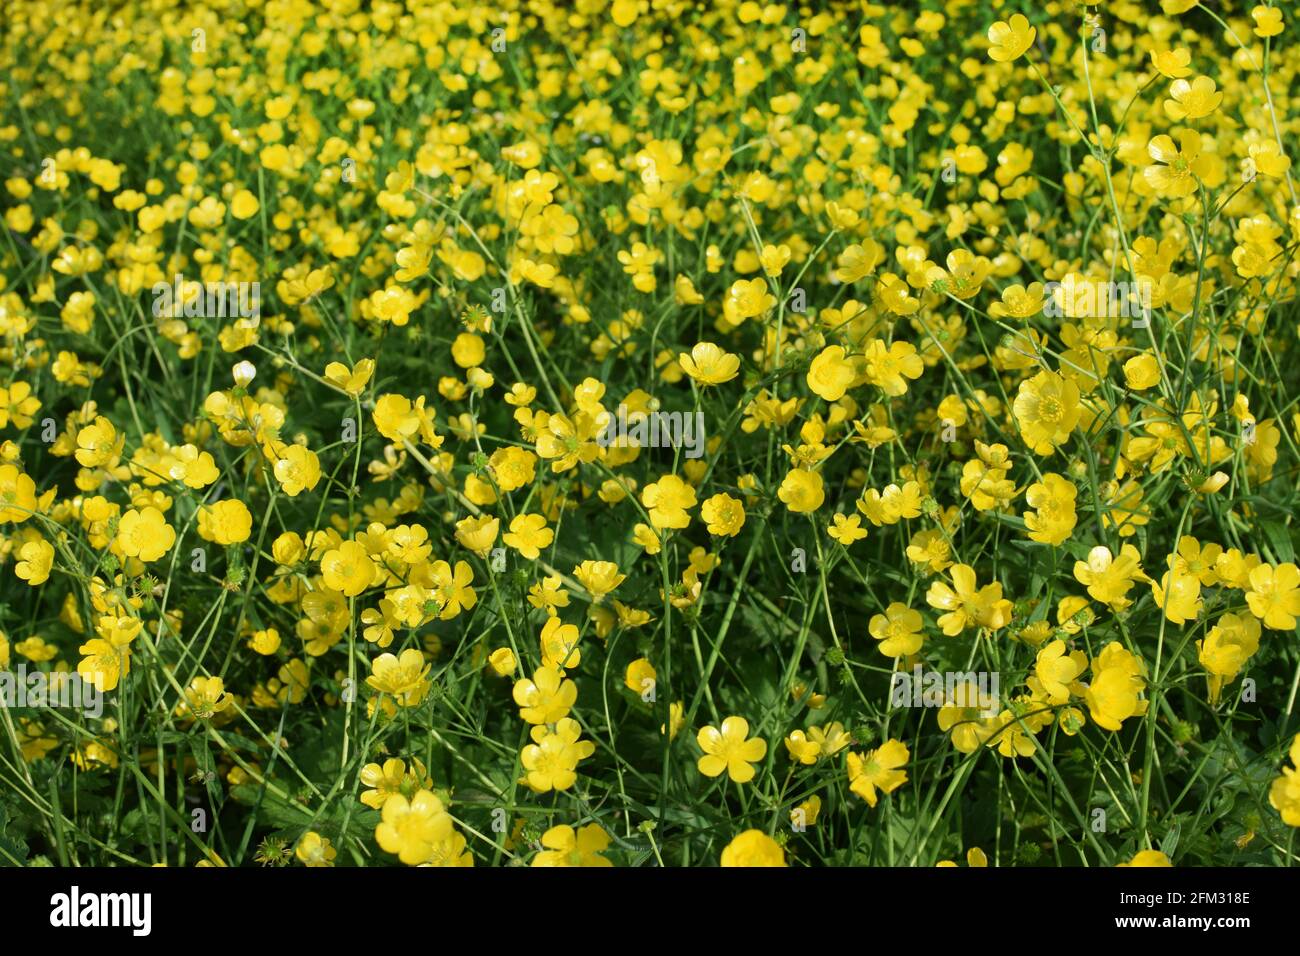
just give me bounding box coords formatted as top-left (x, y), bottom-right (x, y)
top-left (697, 716), bottom-right (767, 783)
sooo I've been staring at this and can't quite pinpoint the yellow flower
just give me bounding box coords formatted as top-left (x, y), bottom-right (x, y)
top-left (834, 241), bottom-right (883, 283)
top-left (489, 446), bottom-right (537, 492)
top-left (760, 243), bottom-right (791, 276)
top-left (1149, 48), bottom-right (1192, 79)
top-left (532, 823), bottom-right (613, 867)
top-left (372, 394), bottom-right (420, 442)
top-left (272, 445), bottom-right (321, 497)
top-left (248, 628), bottom-right (281, 655)
top-left (1030, 640), bottom-right (1086, 705)
top-left (77, 638), bottom-right (130, 692)
top-left (15, 538), bottom-right (54, 586)
top-left (1246, 563), bottom-right (1300, 630)
top-left (15, 636), bottom-right (56, 662)
top-left (1144, 129), bottom-right (1210, 199)
top-left (324, 358), bottom-right (375, 396)
top-left (520, 717), bottom-right (595, 792)
top-left (1055, 596), bottom-right (1094, 636)
top-left (863, 339), bottom-right (924, 397)
top-left (1074, 544), bottom-right (1148, 610)
top-left (1150, 570), bottom-right (1202, 625)
top-left (1099, 480), bottom-right (1149, 538)
top-left (807, 345), bottom-right (856, 401)
top-left (828, 512), bottom-right (868, 545)
top-left (700, 493), bottom-right (745, 537)
top-left (1197, 613), bottom-right (1261, 704)
top-left (540, 616), bottom-right (581, 670)
top-left (696, 716), bottom-right (767, 783)
top-left (1084, 643), bottom-right (1147, 731)
top-left (721, 277), bottom-right (776, 327)
top-left (198, 499), bottom-right (253, 545)
top-left (785, 730), bottom-right (821, 765)
top-left (641, 474), bottom-right (697, 529)
top-left (230, 189), bottom-right (259, 220)
top-left (116, 506), bottom-right (176, 562)
top-left (778, 468), bottom-right (824, 514)
top-left (610, 0), bottom-right (638, 28)
top-left (168, 445), bottom-right (219, 488)
top-left (678, 342), bottom-right (740, 385)
top-left (0, 465), bottom-right (38, 524)
top-left (513, 665), bottom-right (576, 724)
top-left (320, 541), bottom-right (373, 596)
top-left (426, 559), bottom-right (477, 619)
top-left (455, 515), bottom-right (499, 557)
top-left (632, 522), bottom-right (662, 554)
top-left (451, 332), bottom-right (485, 368)
top-left (867, 478), bottom-right (933, 526)
top-left (97, 614), bottom-right (142, 646)
top-left (503, 513), bottom-right (552, 560)
top-left (1013, 370), bottom-right (1081, 455)
top-left (990, 283), bottom-right (1045, 319)
top-left (74, 416), bottom-right (121, 467)
top-left (1251, 6), bottom-right (1284, 37)
top-left (1118, 850), bottom-right (1172, 867)
top-left (809, 722), bottom-right (851, 757)
top-left (720, 829), bottom-right (786, 867)
top-left (1269, 735), bottom-right (1300, 827)
top-left (295, 832), bottom-right (336, 867)
top-left (1248, 140), bottom-right (1291, 179)
top-left (366, 648), bottom-right (431, 707)
top-left (358, 758), bottom-right (431, 810)
top-left (847, 739), bottom-right (909, 806)
top-left (1022, 473), bottom-right (1078, 546)
top-left (1196, 472), bottom-right (1230, 495)
top-left (176, 675), bottom-right (232, 720)
top-left (987, 14), bottom-right (1035, 62)
top-left (527, 575), bottom-right (571, 616)
top-left (1123, 353), bottom-right (1161, 390)
top-left (661, 700), bottom-right (686, 738)
top-left (0, 377), bottom-right (42, 431)
top-left (534, 410), bottom-right (600, 472)
top-left (938, 681), bottom-right (998, 752)
top-left (573, 559), bottom-right (625, 601)
top-left (187, 195), bottom-right (226, 229)
top-left (624, 657), bottom-right (656, 697)
top-left (487, 647), bottom-right (517, 677)
top-left (876, 273), bottom-right (920, 314)
top-left (825, 202), bottom-right (859, 230)
top-left (869, 602), bottom-right (924, 657)
top-left (907, 528), bottom-right (953, 573)
top-left (374, 790), bottom-right (452, 865)
top-left (926, 564), bottom-right (1013, 635)
top-left (1164, 76), bottom-right (1222, 121)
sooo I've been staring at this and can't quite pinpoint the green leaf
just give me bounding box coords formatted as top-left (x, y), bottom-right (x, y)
top-left (1259, 519), bottom-right (1295, 565)
top-left (0, 803), bottom-right (29, 866)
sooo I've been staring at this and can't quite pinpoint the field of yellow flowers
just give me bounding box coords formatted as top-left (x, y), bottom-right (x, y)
top-left (1, 0), bottom-right (1299, 870)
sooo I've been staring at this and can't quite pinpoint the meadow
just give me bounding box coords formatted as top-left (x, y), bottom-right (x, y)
top-left (0, 0), bottom-right (1299, 868)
